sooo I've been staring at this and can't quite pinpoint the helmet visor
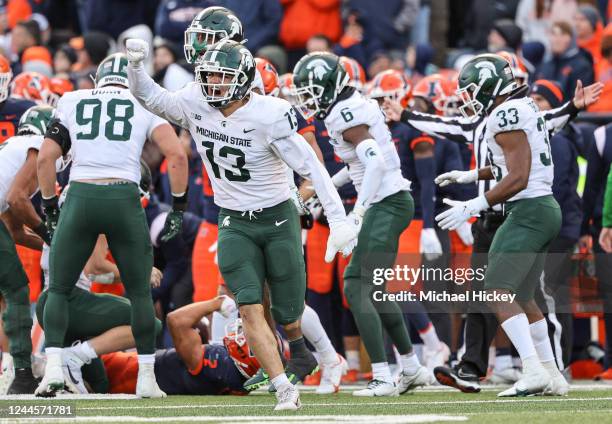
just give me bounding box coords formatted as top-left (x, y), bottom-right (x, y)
top-left (184, 28), bottom-right (225, 63)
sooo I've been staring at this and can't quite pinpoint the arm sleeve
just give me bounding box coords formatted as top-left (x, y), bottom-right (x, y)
top-left (541, 101), bottom-right (580, 135)
top-left (603, 167), bottom-right (612, 228)
top-left (271, 133), bottom-right (346, 224)
top-left (354, 138), bottom-right (386, 209)
top-left (128, 62), bottom-right (190, 129)
top-left (400, 109), bottom-right (478, 144)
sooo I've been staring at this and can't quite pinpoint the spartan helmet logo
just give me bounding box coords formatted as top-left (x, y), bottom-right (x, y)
top-left (306, 59), bottom-right (332, 80)
top-left (228, 15), bottom-right (241, 37)
top-left (475, 61), bottom-right (498, 84)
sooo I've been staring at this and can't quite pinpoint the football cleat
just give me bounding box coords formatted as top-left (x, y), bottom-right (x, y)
top-left (62, 348), bottom-right (87, 394)
top-left (244, 368), bottom-right (269, 392)
top-left (316, 354), bottom-right (348, 394)
top-left (352, 379), bottom-right (399, 397)
top-left (303, 370), bottom-right (321, 386)
top-left (497, 364), bottom-right (550, 397)
top-left (434, 365), bottom-right (481, 393)
top-left (397, 366), bottom-right (433, 394)
top-left (542, 373), bottom-right (569, 396)
top-left (136, 363), bottom-right (166, 398)
top-left (341, 369), bottom-right (360, 383)
top-left (8, 368), bottom-right (39, 395)
top-left (423, 342), bottom-right (451, 370)
top-left (274, 384), bottom-right (301, 411)
top-left (35, 353), bottom-right (64, 397)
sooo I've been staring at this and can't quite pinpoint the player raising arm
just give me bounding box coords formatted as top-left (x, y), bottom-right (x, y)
top-left (126, 38), bottom-right (356, 411)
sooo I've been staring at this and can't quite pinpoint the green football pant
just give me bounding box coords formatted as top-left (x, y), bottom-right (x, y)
top-left (343, 191), bottom-right (414, 363)
top-left (485, 195), bottom-right (562, 301)
top-left (37, 288), bottom-right (162, 393)
top-left (217, 200), bottom-right (306, 325)
top-left (0, 221), bottom-right (32, 369)
top-left (44, 182), bottom-right (156, 354)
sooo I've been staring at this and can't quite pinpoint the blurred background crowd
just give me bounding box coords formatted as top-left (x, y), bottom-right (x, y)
top-left (1, 0), bottom-right (611, 384)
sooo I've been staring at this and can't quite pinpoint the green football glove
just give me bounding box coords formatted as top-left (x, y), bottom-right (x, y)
top-left (41, 195), bottom-right (60, 243)
top-left (160, 209), bottom-right (184, 242)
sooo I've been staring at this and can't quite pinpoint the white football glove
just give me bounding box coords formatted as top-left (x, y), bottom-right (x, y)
top-left (455, 221), bottom-right (474, 246)
top-left (435, 196), bottom-right (489, 231)
top-left (218, 295), bottom-right (237, 318)
top-left (420, 228), bottom-right (443, 261)
top-left (289, 186), bottom-right (308, 215)
top-left (346, 205), bottom-right (366, 235)
top-left (125, 38), bottom-right (149, 65)
top-left (325, 219), bottom-right (358, 262)
top-left (435, 169), bottom-right (478, 187)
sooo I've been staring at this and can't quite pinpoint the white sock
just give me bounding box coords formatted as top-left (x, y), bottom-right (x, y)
top-left (419, 323), bottom-right (442, 351)
top-left (494, 354), bottom-right (513, 371)
top-left (346, 350), bottom-right (360, 370)
top-left (138, 354), bottom-right (155, 365)
top-left (400, 352), bottom-right (421, 374)
top-left (73, 341), bottom-right (97, 363)
top-left (500, 314), bottom-right (537, 361)
top-left (211, 309), bottom-right (238, 345)
top-left (301, 305), bottom-right (337, 364)
top-left (271, 373), bottom-right (290, 389)
top-left (371, 362), bottom-right (393, 383)
top-left (529, 319), bottom-right (562, 376)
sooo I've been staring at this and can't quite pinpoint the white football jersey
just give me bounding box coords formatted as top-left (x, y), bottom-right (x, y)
top-left (41, 245), bottom-right (91, 291)
top-left (324, 91), bottom-right (410, 204)
top-left (485, 97), bottom-right (554, 201)
top-left (0, 134), bottom-right (67, 214)
top-left (56, 88), bottom-right (168, 184)
top-left (144, 84), bottom-right (296, 211)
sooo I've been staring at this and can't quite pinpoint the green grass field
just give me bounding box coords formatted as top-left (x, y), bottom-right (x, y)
top-left (1, 384), bottom-right (611, 423)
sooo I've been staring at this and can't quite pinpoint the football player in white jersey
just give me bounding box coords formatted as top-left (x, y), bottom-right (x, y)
top-left (0, 105), bottom-right (65, 394)
top-left (183, 6), bottom-right (266, 94)
top-left (126, 38), bottom-right (356, 410)
top-left (434, 54), bottom-right (568, 397)
top-left (35, 53), bottom-right (188, 398)
top-left (292, 52), bottom-right (432, 397)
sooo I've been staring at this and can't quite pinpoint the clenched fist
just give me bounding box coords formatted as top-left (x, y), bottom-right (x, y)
top-left (126, 38), bottom-right (149, 65)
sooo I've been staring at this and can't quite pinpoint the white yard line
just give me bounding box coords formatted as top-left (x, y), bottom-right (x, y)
top-left (75, 397), bottom-right (612, 411)
top-left (4, 414), bottom-right (468, 424)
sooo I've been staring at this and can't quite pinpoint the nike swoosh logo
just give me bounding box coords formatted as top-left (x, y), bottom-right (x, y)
top-left (243, 128), bottom-right (256, 133)
top-left (66, 366), bottom-right (79, 385)
top-left (457, 370), bottom-right (478, 379)
top-left (275, 219), bottom-right (288, 226)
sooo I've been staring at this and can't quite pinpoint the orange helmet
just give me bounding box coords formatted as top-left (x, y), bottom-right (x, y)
top-left (412, 74), bottom-right (455, 116)
top-left (48, 77), bottom-right (74, 107)
top-left (442, 69), bottom-right (461, 116)
top-left (255, 58), bottom-right (280, 97)
top-left (223, 319), bottom-right (260, 378)
top-left (339, 56), bottom-right (366, 92)
top-left (496, 51), bottom-right (528, 86)
top-left (368, 69), bottom-right (412, 107)
top-left (11, 72), bottom-right (53, 105)
top-left (0, 55), bottom-right (12, 103)
top-left (278, 73), bottom-right (296, 102)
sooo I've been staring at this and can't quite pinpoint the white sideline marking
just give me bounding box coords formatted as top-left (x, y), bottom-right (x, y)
top-left (75, 397), bottom-right (612, 410)
top-left (6, 414), bottom-right (468, 423)
top-left (0, 394), bottom-right (136, 400)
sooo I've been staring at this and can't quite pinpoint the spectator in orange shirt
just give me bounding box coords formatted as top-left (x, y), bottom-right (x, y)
top-left (575, 4), bottom-right (603, 68)
top-left (588, 24), bottom-right (612, 113)
top-left (279, 0), bottom-right (342, 64)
